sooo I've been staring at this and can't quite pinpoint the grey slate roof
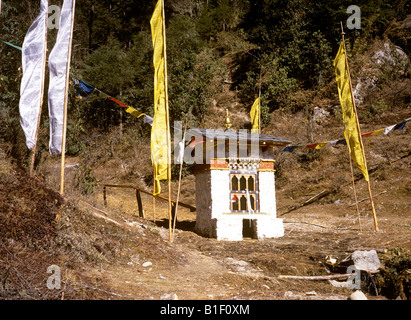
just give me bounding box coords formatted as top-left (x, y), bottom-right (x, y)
top-left (189, 128), bottom-right (292, 147)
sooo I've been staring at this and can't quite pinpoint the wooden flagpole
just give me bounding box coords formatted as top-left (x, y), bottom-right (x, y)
top-left (153, 193), bottom-right (156, 223)
top-left (161, 0), bottom-right (173, 242)
top-left (258, 68), bottom-right (262, 134)
top-left (59, 0), bottom-right (76, 195)
top-left (340, 22), bottom-right (378, 231)
top-left (347, 142), bottom-right (362, 232)
top-left (172, 125), bottom-right (186, 240)
top-left (30, 3), bottom-right (48, 176)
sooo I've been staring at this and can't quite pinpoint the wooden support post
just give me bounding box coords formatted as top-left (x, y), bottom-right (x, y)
top-left (103, 186), bottom-right (107, 207)
top-left (161, 0), bottom-right (173, 243)
top-left (59, 0), bottom-right (76, 195)
top-left (153, 196), bottom-right (156, 223)
top-left (172, 125), bottom-right (186, 240)
top-left (136, 189), bottom-right (144, 218)
top-left (347, 146), bottom-right (362, 232)
top-left (171, 202), bottom-right (176, 226)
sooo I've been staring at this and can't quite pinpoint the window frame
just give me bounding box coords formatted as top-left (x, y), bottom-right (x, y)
top-left (229, 169), bottom-right (259, 213)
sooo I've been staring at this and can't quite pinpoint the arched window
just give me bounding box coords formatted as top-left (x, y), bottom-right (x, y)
top-left (240, 176), bottom-right (246, 190)
top-left (240, 195), bottom-right (247, 211)
top-left (231, 175), bottom-right (238, 190)
top-left (248, 176), bottom-right (254, 191)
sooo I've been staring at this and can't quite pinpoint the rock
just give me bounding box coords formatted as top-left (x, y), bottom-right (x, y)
top-left (306, 291), bottom-right (317, 296)
top-left (326, 255), bottom-right (338, 265)
top-left (159, 274), bottom-right (166, 280)
top-left (351, 250), bottom-right (381, 271)
top-left (283, 291), bottom-right (301, 299)
top-left (353, 39), bottom-right (409, 106)
top-left (340, 250), bottom-right (380, 272)
top-left (224, 257), bottom-right (248, 266)
top-left (142, 261), bottom-right (152, 267)
top-left (348, 290), bottom-right (367, 300)
top-left (312, 107), bottom-right (330, 124)
top-left (160, 292), bottom-right (178, 300)
top-left (223, 257), bottom-right (261, 274)
top-left (371, 42), bottom-right (408, 66)
top-left (329, 279), bottom-right (349, 288)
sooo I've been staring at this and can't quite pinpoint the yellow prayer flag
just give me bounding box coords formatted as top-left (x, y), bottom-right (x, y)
top-left (125, 106), bottom-right (144, 119)
top-left (371, 128), bottom-right (384, 136)
top-left (333, 42), bottom-right (369, 182)
top-left (315, 142), bottom-right (329, 150)
top-left (250, 97), bottom-right (260, 132)
top-left (150, 0), bottom-right (168, 196)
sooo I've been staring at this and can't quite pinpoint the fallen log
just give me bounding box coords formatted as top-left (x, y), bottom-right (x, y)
top-left (349, 191), bottom-right (387, 207)
top-left (278, 270), bottom-right (379, 280)
top-left (279, 189), bottom-right (332, 216)
top-left (283, 221), bottom-right (326, 229)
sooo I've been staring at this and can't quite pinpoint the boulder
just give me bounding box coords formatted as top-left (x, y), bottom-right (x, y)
top-left (353, 39), bottom-right (409, 106)
top-left (340, 250), bottom-right (381, 272)
top-left (348, 290), bottom-right (368, 300)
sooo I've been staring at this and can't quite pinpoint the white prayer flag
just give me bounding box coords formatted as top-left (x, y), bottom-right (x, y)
top-left (175, 140), bottom-right (185, 164)
top-left (19, 0), bottom-right (48, 150)
top-left (48, 0), bottom-right (75, 154)
top-left (383, 124), bottom-right (395, 135)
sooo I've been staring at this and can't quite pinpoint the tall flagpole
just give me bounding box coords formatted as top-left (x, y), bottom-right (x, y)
top-left (172, 124), bottom-right (186, 241)
top-left (340, 22), bottom-right (378, 231)
top-left (59, 0), bottom-right (76, 195)
top-left (347, 140), bottom-right (362, 232)
top-left (161, 0), bottom-right (173, 242)
top-left (30, 1), bottom-right (48, 176)
top-left (258, 67), bottom-right (262, 134)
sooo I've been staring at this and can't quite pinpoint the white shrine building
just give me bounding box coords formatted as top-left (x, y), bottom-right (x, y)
top-left (185, 113), bottom-right (291, 241)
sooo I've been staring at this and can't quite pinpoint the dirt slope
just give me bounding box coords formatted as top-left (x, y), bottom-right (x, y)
top-left (1, 135), bottom-right (410, 300)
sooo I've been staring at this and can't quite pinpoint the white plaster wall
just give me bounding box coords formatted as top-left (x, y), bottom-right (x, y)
top-left (195, 169), bottom-right (284, 240)
top-left (258, 171), bottom-right (277, 217)
top-left (215, 216), bottom-right (243, 241)
top-left (210, 170), bottom-right (230, 219)
top-left (256, 216), bottom-right (284, 238)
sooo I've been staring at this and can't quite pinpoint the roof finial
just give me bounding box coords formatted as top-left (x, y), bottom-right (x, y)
top-left (224, 108), bottom-right (232, 129)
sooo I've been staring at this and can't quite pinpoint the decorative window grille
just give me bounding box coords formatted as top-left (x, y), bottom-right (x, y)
top-left (228, 159), bottom-right (259, 213)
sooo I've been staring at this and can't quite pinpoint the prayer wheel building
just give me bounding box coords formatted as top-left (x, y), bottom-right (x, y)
top-left (188, 119), bottom-right (291, 241)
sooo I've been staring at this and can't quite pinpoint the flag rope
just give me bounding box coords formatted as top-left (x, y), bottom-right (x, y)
top-left (281, 118), bottom-right (410, 152)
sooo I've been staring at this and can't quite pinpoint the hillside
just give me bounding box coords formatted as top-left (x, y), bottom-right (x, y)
top-left (0, 0), bottom-right (410, 301)
top-left (1, 133), bottom-right (410, 300)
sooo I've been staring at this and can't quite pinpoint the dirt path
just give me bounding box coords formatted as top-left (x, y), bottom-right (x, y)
top-left (70, 196), bottom-right (409, 301)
